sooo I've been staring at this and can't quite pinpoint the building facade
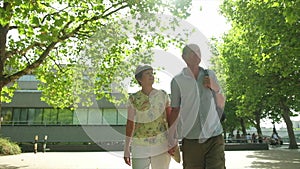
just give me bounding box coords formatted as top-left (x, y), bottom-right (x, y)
top-left (1, 75), bottom-right (127, 150)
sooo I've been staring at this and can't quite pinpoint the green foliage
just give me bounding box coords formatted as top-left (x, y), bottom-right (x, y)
top-left (0, 83), bottom-right (18, 103)
top-left (0, 137), bottom-right (21, 155)
top-left (216, 0), bottom-right (300, 130)
top-left (0, 0), bottom-right (192, 108)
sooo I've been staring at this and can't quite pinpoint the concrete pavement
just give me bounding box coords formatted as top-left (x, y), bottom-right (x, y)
top-left (0, 147), bottom-right (299, 169)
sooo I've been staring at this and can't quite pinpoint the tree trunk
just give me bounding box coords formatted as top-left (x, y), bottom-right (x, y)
top-left (0, 87), bottom-right (2, 131)
top-left (240, 118), bottom-right (247, 136)
top-left (255, 112), bottom-right (262, 136)
top-left (0, 24), bottom-right (8, 132)
top-left (282, 106), bottom-right (298, 149)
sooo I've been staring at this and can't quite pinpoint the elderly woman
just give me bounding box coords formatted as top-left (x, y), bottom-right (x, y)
top-left (123, 65), bottom-right (171, 169)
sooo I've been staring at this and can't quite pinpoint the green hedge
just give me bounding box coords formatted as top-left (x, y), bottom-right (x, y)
top-left (0, 138), bottom-right (21, 155)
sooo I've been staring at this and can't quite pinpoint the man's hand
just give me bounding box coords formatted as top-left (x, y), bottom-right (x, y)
top-left (168, 139), bottom-right (178, 156)
top-left (204, 76), bottom-right (219, 92)
top-left (168, 145), bottom-right (177, 156)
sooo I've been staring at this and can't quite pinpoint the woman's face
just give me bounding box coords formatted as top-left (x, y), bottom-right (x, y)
top-left (139, 69), bottom-right (154, 86)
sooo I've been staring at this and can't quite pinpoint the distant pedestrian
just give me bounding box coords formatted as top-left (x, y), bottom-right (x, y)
top-left (252, 133), bottom-right (257, 143)
top-left (236, 131), bottom-right (241, 143)
top-left (246, 133), bottom-right (251, 143)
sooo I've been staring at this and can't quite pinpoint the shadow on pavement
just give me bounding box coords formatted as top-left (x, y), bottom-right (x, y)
top-left (246, 148), bottom-right (300, 169)
top-left (0, 164), bottom-right (27, 169)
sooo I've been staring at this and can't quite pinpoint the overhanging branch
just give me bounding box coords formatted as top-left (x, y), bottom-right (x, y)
top-left (5, 42), bottom-right (45, 59)
top-left (59, 2), bottom-right (129, 40)
top-left (3, 42), bottom-right (58, 86)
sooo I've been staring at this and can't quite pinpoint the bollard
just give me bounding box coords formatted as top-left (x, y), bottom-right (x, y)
top-left (43, 135), bottom-right (48, 153)
top-left (34, 135), bottom-right (38, 154)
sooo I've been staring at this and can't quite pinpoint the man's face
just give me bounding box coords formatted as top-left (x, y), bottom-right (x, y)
top-left (184, 49), bottom-right (201, 66)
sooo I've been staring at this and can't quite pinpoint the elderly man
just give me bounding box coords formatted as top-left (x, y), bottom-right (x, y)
top-left (168, 44), bottom-right (226, 169)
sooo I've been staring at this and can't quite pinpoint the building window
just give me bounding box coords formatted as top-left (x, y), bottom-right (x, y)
top-left (27, 108), bottom-right (36, 125)
top-left (117, 109), bottom-right (127, 125)
top-left (74, 109), bottom-right (88, 125)
top-left (58, 109), bottom-right (73, 125)
top-left (88, 109), bottom-right (102, 125)
top-left (2, 107), bottom-right (127, 126)
top-left (103, 109), bottom-right (117, 125)
top-left (43, 108), bottom-right (58, 125)
top-left (13, 108), bottom-right (27, 125)
top-left (34, 109), bottom-right (43, 125)
top-left (1, 108), bottom-right (13, 125)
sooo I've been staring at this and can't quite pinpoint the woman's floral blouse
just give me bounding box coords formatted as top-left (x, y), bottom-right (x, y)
top-left (129, 89), bottom-right (170, 146)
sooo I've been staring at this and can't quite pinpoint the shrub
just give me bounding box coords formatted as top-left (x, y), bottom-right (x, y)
top-left (0, 138), bottom-right (21, 155)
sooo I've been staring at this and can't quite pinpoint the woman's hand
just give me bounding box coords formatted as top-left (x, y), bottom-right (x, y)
top-left (168, 145), bottom-right (176, 156)
top-left (124, 147), bottom-right (131, 166)
top-left (168, 139), bottom-right (178, 156)
top-left (124, 156), bottom-right (131, 166)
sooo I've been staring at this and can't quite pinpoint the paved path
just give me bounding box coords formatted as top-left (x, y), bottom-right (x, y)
top-left (0, 148), bottom-right (299, 169)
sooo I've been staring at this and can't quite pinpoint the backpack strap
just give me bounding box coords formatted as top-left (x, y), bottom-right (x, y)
top-left (203, 68), bottom-right (209, 77)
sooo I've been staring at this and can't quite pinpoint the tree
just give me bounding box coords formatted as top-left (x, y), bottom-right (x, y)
top-left (0, 0), bottom-right (193, 124)
top-left (219, 0), bottom-right (299, 149)
top-left (210, 39), bottom-right (243, 139)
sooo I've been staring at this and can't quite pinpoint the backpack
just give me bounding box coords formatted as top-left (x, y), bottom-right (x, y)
top-left (203, 69), bottom-right (226, 122)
